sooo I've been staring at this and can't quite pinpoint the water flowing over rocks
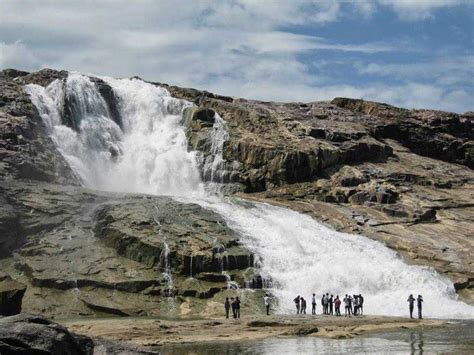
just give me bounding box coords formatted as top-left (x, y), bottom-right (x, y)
top-left (0, 67), bottom-right (473, 325)
top-left (166, 80), bottom-right (474, 303)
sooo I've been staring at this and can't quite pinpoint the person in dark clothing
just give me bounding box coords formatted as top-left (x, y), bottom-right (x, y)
top-left (407, 294), bottom-right (415, 319)
top-left (294, 296), bottom-right (301, 314)
top-left (325, 293), bottom-right (329, 315)
top-left (359, 294), bottom-right (364, 315)
top-left (321, 294), bottom-right (326, 315)
top-left (231, 297), bottom-right (237, 319)
top-left (225, 297), bottom-right (231, 319)
top-left (311, 293), bottom-right (317, 315)
top-left (335, 296), bottom-right (341, 316)
top-left (417, 295), bottom-right (423, 319)
top-left (264, 294), bottom-right (271, 315)
top-left (235, 297), bottom-right (241, 319)
top-left (301, 298), bottom-right (307, 314)
top-left (348, 295), bottom-right (353, 315)
top-left (353, 294), bottom-right (359, 316)
top-left (344, 295), bottom-right (349, 316)
top-left (329, 295), bottom-right (334, 315)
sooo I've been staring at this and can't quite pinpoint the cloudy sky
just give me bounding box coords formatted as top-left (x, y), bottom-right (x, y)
top-left (1, 0), bottom-right (473, 112)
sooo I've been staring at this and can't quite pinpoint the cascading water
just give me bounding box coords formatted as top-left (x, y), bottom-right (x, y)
top-left (26, 73), bottom-right (474, 319)
top-left (202, 113), bottom-right (231, 183)
top-left (26, 73), bottom-right (203, 197)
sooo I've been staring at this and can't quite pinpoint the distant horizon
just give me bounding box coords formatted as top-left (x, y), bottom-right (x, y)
top-left (1, 0), bottom-right (473, 112)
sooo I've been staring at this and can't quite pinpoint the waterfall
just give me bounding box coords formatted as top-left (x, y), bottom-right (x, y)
top-left (26, 74), bottom-right (203, 197)
top-left (202, 113), bottom-right (230, 183)
top-left (26, 73), bottom-right (474, 319)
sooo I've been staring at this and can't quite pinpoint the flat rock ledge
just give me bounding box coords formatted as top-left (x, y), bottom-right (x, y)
top-left (63, 315), bottom-right (445, 348)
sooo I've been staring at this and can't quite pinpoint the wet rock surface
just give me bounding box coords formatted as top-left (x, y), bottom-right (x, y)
top-left (0, 181), bottom-right (259, 318)
top-left (0, 69), bottom-right (77, 186)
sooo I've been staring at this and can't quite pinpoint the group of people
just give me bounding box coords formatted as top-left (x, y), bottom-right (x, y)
top-left (224, 297), bottom-right (241, 319)
top-left (407, 294), bottom-right (423, 319)
top-left (294, 293), bottom-right (364, 317)
top-left (223, 293), bottom-right (424, 320)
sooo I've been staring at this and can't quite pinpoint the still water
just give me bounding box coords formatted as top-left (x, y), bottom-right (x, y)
top-left (158, 320), bottom-right (473, 354)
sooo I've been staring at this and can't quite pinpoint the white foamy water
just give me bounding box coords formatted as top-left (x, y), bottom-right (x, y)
top-left (26, 73), bottom-right (474, 319)
top-left (26, 74), bottom-right (203, 197)
top-left (196, 197), bottom-right (474, 318)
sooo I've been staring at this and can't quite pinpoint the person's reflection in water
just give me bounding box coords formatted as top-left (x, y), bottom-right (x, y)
top-left (409, 331), bottom-right (424, 355)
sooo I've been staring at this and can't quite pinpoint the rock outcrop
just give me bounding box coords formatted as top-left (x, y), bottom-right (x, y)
top-left (0, 313), bottom-right (156, 354)
top-left (0, 69), bottom-right (77, 185)
top-left (0, 66), bottom-right (472, 320)
top-left (0, 314), bottom-right (94, 354)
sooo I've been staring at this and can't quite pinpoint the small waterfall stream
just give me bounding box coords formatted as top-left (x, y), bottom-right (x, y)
top-left (160, 241), bottom-right (176, 313)
top-left (26, 73), bottom-right (474, 318)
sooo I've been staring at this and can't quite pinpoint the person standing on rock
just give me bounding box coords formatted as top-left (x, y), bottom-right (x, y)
top-left (294, 296), bottom-right (301, 314)
top-left (348, 295), bottom-right (353, 316)
top-left (359, 294), bottom-right (364, 315)
top-left (225, 297), bottom-right (231, 319)
top-left (417, 295), bottom-right (423, 319)
top-left (264, 294), bottom-right (272, 315)
top-left (231, 297), bottom-right (237, 319)
top-left (344, 295), bottom-right (351, 317)
top-left (301, 297), bottom-right (307, 314)
top-left (407, 294), bottom-right (415, 319)
top-left (329, 295), bottom-right (334, 315)
top-left (311, 293), bottom-right (317, 315)
top-left (353, 294), bottom-right (359, 316)
top-left (235, 297), bottom-right (241, 319)
top-left (335, 295), bottom-right (341, 316)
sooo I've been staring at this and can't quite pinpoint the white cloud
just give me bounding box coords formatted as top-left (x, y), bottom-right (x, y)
top-left (356, 56), bottom-right (474, 86)
top-left (378, 0), bottom-right (470, 20)
top-left (0, 0), bottom-right (471, 112)
top-left (0, 41), bottom-right (41, 69)
top-left (205, 77), bottom-right (472, 113)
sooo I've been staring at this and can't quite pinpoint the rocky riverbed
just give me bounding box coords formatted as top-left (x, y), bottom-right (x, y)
top-left (0, 67), bottom-right (473, 323)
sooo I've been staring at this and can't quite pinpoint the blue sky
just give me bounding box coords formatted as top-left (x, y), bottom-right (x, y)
top-left (0, 0), bottom-right (473, 112)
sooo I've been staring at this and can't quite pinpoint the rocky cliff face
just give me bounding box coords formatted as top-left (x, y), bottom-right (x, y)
top-left (0, 68), bottom-right (472, 320)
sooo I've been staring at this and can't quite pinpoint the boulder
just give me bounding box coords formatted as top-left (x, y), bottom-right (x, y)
top-left (0, 313), bottom-right (94, 354)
